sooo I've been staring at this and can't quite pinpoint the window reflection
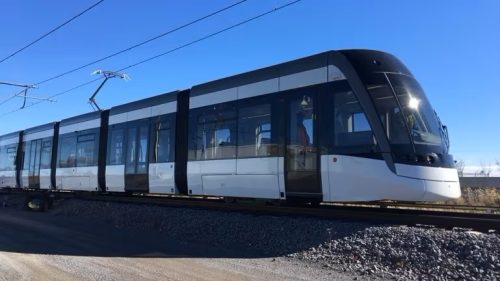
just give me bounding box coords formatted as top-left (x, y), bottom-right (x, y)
top-left (389, 74), bottom-right (442, 145)
top-left (288, 95), bottom-right (315, 171)
top-left (289, 96), bottom-right (313, 146)
top-left (59, 129), bottom-right (99, 168)
top-left (334, 91), bottom-right (375, 147)
top-left (238, 103), bottom-right (272, 157)
top-left (77, 134), bottom-right (96, 167)
top-left (58, 134), bottom-right (77, 168)
top-left (190, 103), bottom-right (237, 160)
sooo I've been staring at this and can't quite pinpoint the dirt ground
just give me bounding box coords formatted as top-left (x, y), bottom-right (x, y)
top-left (0, 208), bottom-right (354, 281)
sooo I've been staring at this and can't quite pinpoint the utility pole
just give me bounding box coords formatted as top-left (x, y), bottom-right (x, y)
top-left (89, 70), bottom-right (129, 111)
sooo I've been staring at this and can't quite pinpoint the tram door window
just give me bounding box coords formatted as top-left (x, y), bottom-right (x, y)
top-left (108, 127), bottom-right (125, 165)
top-left (23, 142), bottom-right (31, 172)
top-left (151, 115), bottom-right (175, 164)
top-left (126, 127), bottom-right (137, 174)
top-left (124, 120), bottom-right (150, 191)
top-left (25, 139), bottom-right (42, 188)
top-left (137, 124), bottom-right (149, 174)
top-left (285, 91), bottom-right (321, 198)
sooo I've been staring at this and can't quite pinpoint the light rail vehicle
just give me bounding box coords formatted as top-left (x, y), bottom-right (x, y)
top-left (0, 50), bottom-right (461, 203)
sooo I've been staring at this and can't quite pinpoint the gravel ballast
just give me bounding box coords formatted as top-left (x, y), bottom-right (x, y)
top-left (4, 194), bottom-right (500, 280)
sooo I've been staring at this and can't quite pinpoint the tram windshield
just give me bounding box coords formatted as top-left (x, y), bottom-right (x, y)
top-left (388, 73), bottom-right (442, 145)
top-left (339, 49), bottom-right (452, 166)
top-left (365, 72), bottom-right (447, 156)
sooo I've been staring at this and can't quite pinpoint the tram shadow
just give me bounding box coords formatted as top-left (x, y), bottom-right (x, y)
top-left (0, 196), bottom-right (373, 259)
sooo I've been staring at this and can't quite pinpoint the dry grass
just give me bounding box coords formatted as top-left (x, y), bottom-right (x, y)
top-left (442, 186), bottom-right (500, 207)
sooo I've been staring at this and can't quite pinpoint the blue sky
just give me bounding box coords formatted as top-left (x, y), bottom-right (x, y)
top-left (0, 0), bottom-right (499, 166)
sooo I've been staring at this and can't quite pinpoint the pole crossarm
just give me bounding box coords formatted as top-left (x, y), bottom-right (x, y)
top-left (0, 81), bottom-right (37, 88)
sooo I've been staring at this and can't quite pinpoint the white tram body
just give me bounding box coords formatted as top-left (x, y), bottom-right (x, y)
top-left (0, 49), bottom-right (461, 202)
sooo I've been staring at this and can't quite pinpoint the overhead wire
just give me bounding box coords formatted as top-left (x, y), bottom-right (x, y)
top-left (117, 0), bottom-right (301, 73)
top-left (0, 88), bottom-right (28, 106)
top-left (0, 0), bottom-right (104, 106)
top-left (34, 0), bottom-right (249, 86)
top-left (0, 0), bottom-right (105, 64)
top-left (0, 0), bottom-right (302, 118)
top-left (0, 89), bottom-right (32, 108)
top-left (0, 0), bottom-right (248, 108)
top-left (0, 77), bottom-right (103, 117)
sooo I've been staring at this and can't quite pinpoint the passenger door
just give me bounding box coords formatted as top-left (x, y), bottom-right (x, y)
top-left (284, 89), bottom-right (321, 201)
top-left (124, 120), bottom-right (149, 192)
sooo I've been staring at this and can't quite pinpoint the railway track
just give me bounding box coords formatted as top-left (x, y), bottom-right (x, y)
top-left (64, 192), bottom-right (500, 233)
top-left (328, 201), bottom-right (500, 214)
top-left (2, 189), bottom-right (500, 233)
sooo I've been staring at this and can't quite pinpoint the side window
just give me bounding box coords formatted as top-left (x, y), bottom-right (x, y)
top-left (59, 134), bottom-right (77, 168)
top-left (0, 146), bottom-right (5, 171)
top-left (107, 127), bottom-right (125, 165)
top-left (238, 103), bottom-right (272, 158)
top-left (40, 139), bottom-right (52, 169)
top-left (188, 103), bottom-right (237, 160)
top-left (334, 91), bottom-right (375, 149)
top-left (76, 133), bottom-right (97, 167)
top-left (0, 146), bottom-right (3, 171)
top-left (0, 145), bottom-right (15, 171)
top-left (5, 145), bottom-right (17, 171)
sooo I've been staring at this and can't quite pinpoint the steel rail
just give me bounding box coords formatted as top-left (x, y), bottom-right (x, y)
top-left (2, 189), bottom-right (499, 232)
top-left (66, 192), bottom-right (500, 233)
top-left (326, 202), bottom-right (500, 214)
